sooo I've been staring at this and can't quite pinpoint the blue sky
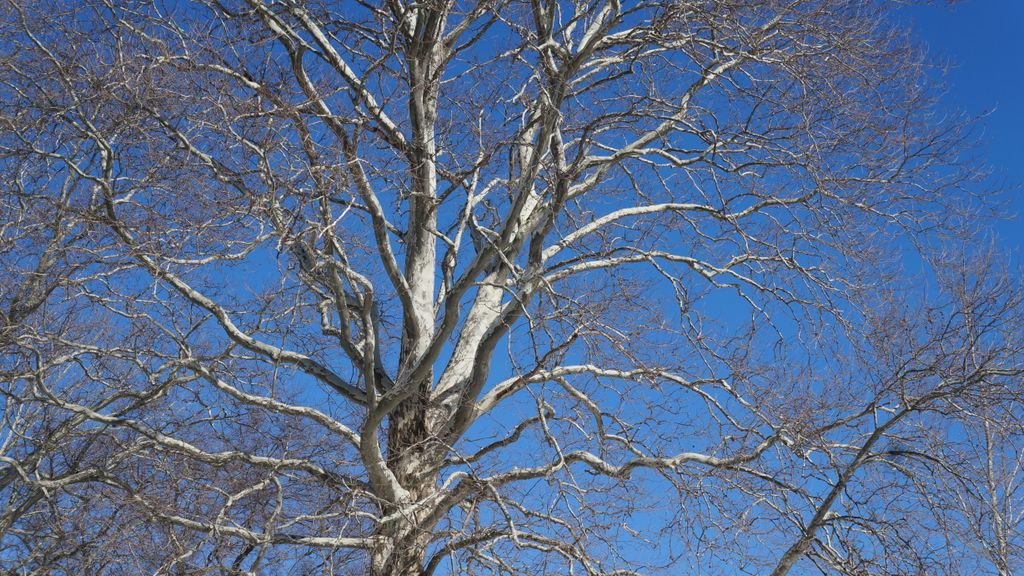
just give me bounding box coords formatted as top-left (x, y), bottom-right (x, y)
top-left (904, 2), bottom-right (1024, 257)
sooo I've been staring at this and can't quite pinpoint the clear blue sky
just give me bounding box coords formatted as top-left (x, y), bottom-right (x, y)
top-left (905, 2), bottom-right (1024, 258)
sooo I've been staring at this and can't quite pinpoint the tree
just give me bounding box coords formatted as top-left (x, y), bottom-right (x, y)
top-left (0, 0), bottom-right (1021, 574)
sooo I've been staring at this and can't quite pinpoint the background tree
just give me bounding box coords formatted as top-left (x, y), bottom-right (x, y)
top-left (0, 0), bottom-right (1021, 574)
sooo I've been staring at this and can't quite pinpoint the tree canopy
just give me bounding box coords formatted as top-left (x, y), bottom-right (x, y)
top-left (1, 1), bottom-right (1022, 574)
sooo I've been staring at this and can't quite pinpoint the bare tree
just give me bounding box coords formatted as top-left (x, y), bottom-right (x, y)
top-left (923, 399), bottom-right (1024, 576)
top-left (0, 0), bottom-right (1021, 574)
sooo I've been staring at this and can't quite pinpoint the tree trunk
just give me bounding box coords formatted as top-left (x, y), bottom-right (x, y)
top-left (373, 393), bottom-right (435, 575)
top-left (371, 531), bottom-right (430, 576)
